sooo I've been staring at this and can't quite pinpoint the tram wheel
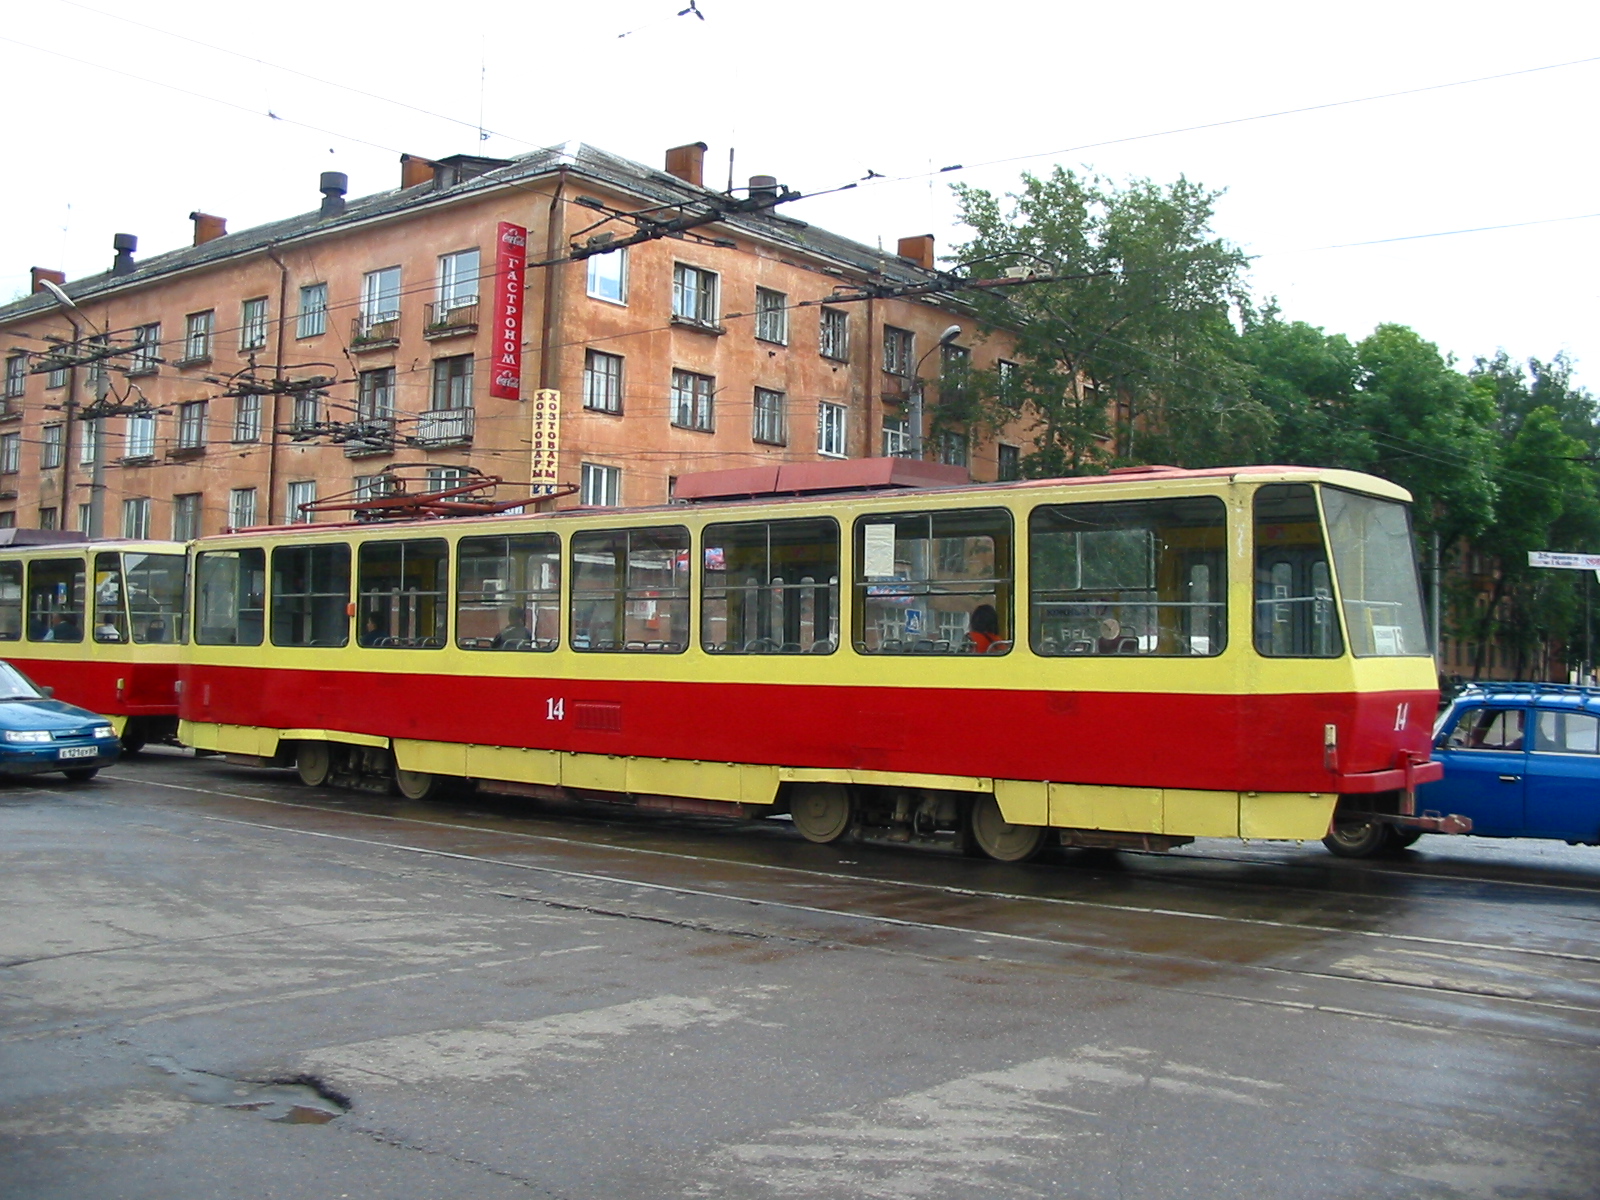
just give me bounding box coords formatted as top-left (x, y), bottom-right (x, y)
top-left (1388, 827), bottom-right (1424, 850)
top-left (789, 783), bottom-right (853, 843)
top-left (294, 742), bottom-right (332, 788)
top-left (1321, 817), bottom-right (1391, 858)
top-left (393, 767), bottom-right (440, 801)
top-left (119, 723), bottom-right (146, 756)
top-left (966, 795), bottom-right (1046, 862)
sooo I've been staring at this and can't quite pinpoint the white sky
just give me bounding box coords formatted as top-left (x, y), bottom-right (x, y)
top-left (4, 0), bottom-right (1596, 387)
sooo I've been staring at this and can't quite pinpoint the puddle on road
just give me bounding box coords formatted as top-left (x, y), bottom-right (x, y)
top-left (149, 1056), bottom-right (350, 1124)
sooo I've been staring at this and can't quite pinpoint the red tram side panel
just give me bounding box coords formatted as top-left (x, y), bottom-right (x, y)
top-left (178, 466), bottom-right (1448, 860)
top-left (0, 538), bottom-right (188, 751)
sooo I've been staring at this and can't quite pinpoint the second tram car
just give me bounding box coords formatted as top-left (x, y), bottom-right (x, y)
top-left (0, 534), bottom-right (188, 752)
top-left (176, 465), bottom-right (1446, 860)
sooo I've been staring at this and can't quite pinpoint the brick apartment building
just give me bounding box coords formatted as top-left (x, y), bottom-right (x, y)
top-left (0, 141), bottom-right (1029, 538)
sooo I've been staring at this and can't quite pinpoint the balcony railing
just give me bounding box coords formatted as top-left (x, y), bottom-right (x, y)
top-left (351, 314), bottom-right (401, 348)
top-left (424, 300), bottom-right (478, 339)
top-left (415, 407), bottom-right (474, 447)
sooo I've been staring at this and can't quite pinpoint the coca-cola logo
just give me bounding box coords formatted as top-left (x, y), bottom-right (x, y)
top-left (495, 370), bottom-right (520, 388)
top-left (500, 227), bottom-right (527, 248)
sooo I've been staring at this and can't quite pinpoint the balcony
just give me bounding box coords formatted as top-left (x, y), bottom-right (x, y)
top-left (424, 300), bottom-right (478, 340)
top-left (415, 407), bottom-right (474, 448)
top-left (880, 371), bottom-right (912, 404)
top-left (351, 315), bottom-right (401, 351)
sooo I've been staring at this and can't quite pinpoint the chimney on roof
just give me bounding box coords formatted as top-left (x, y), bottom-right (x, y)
top-left (30, 267), bottom-right (66, 294)
top-left (188, 212), bottom-right (227, 245)
top-left (400, 154), bottom-right (437, 188)
top-left (665, 141), bottom-right (708, 187)
top-left (111, 233), bottom-right (138, 276)
top-left (748, 175), bottom-right (780, 203)
top-left (897, 235), bottom-right (936, 270)
top-left (319, 171), bottom-right (349, 217)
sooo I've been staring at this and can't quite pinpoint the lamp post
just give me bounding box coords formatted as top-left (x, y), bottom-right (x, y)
top-left (907, 323), bottom-right (963, 461)
top-left (37, 280), bottom-right (105, 538)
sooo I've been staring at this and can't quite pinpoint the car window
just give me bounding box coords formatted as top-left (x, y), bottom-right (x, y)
top-left (1534, 710), bottom-right (1600, 754)
top-left (1443, 706), bottom-right (1525, 751)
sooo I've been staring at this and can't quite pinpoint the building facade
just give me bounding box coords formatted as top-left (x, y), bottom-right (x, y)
top-left (0, 142), bottom-right (1029, 537)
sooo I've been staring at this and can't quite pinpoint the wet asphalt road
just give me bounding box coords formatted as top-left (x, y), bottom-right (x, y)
top-left (2, 749), bottom-right (1598, 1199)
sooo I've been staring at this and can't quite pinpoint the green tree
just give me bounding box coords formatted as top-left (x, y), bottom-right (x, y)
top-left (949, 168), bottom-right (1264, 474)
top-left (1238, 308), bottom-right (1375, 469)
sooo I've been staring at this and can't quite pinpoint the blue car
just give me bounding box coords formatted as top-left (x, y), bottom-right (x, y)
top-left (1416, 682), bottom-right (1600, 847)
top-left (0, 660), bottom-right (121, 782)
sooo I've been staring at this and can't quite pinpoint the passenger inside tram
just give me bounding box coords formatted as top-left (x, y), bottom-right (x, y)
top-left (491, 608), bottom-right (533, 648)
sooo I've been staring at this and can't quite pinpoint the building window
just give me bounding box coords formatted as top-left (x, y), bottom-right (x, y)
top-left (291, 392), bottom-right (320, 432)
top-left (755, 288), bottom-right (787, 344)
top-left (229, 487), bottom-right (257, 530)
top-left (438, 248), bottom-right (480, 310)
top-left (240, 297), bottom-right (269, 351)
top-left (172, 492), bottom-right (202, 541)
top-left (40, 425), bottom-right (63, 470)
top-left (0, 512), bottom-right (14, 530)
top-left (817, 402), bottom-right (847, 458)
top-left (883, 326), bottom-right (914, 376)
top-left (84, 334), bottom-right (108, 392)
top-left (941, 342), bottom-right (971, 400)
top-left (183, 311), bottom-right (213, 362)
top-left (672, 263), bottom-right (718, 327)
top-left (3, 355), bottom-right (25, 399)
top-left (937, 429), bottom-right (969, 468)
top-left (753, 388), bottom-right (786, 445)
top-left (358, 367), bottom-right (396, 421)
top-left (38, 507), bottom-right (57, 530)
top-left (126, 413), bottom-right (156, 460)
top-left (286, 480), bottom-right (317, 524)
top-left (122, 498), bottom-right (151, 540)
top-left (79, 420), bottom-right (99, 466)
top-left (360, 267), bottom-right (402, 335)
top-left (76, 502), bottom-right (92, 532)
top-left (587, 249), bottom-right (628, 305)
top-left (998, 443), bottom-right (1021, 481)
top-left (177, 401), bottom-right (207, 450)
top-left (0, 433), bottom-right (19, 474)
top-left (997, 359), bottom-right (1020, 406)
top-left (353, 474), bottom-right (397, 502)
top-left (46, 360), bottom-right (67, 389)
top-left (297, 283), bottom-right (328, 338)
top-left (583, 350), bottom-right (624, 413)
top-left (426, 466), bottom-right (470, 494)
top-left (580, 462), bottom-right (621, 507)
top-left (670, 369), bottom-right (715, 432)
top-left (130, 324), bottom-right (161, 374)
top-left (820, 308), bottom-right (849, 361)
top-left (233, 394), bottom-right (261, 442)
top-left (882, 414), bottom-right (908, 458)
top-left (431, 355), bottom-right (474, 409)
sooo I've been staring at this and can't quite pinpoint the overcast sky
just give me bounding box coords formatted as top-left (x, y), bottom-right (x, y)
top-left (4, 0), bottom-right (1596, 388)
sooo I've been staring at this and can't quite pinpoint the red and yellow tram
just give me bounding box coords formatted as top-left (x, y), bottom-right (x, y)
top-left (0, 535), bottom-right (187, 752)
top-left (176, 465), bottom-right (1443, 859)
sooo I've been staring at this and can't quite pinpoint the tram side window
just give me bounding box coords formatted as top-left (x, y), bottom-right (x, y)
top-left (271, 544), bottom-right (351, 648)
top-left (853, 508), bottom-right (1012, 655)
top-left (92, 552), bottom-right (128, 642)
top-left (196, 549), bottom-right (266, 645)
top-left (1030, 496), bottom-right (1226, 656)
top-left (457, 532), bottom-right (561, 651)
top-left (126, 553), bottom-right (188, 643)
top-left (571, 525), bottom-right (689, 653)
top-left (358, 538), bottom-right (448, 649)
top-left (0, 561), bottom-right (22, 640)
top-left (1254, 484), bottom-right (1342, 657)
top-left (27, 557), bottom-right (85, 642)
top-left (1322, 486), bottom-right (1428, 657)
top-left (703, 518), bottom-right (839, 654)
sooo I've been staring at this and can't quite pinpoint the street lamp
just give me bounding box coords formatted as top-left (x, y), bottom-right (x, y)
top-left (37, 280), bottom-right (104, 538)
top-left (907, 324), bottom-right (963, 461)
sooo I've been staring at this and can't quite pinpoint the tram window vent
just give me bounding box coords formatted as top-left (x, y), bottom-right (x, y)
top-left (574, 701), bottom-right (623, 732)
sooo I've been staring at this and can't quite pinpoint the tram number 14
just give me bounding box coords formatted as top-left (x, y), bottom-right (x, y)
top-left (546, 698), bottom-right (565, 721)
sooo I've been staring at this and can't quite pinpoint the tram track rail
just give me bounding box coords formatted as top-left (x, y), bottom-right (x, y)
top-left (88, 767), bottom-right (1600, 1047)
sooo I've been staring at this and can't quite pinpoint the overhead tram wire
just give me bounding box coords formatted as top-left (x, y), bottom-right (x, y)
top-left (1252, 210), bottom-right (1600, 257)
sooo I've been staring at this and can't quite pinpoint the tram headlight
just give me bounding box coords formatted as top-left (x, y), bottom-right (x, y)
top-left (4, 730), bottom-right (52, 743)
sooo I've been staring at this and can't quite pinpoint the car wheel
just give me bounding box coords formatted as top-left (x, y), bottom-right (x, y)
top-left (1322, 817), bottom-right (1391, 858)
top-left (62, 768), bottom-right (99, 783)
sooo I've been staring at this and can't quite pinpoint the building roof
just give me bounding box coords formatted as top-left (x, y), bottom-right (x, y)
top-left (0, 142), bottom-right (949, 324)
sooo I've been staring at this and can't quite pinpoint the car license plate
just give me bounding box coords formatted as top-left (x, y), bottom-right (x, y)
top-left (57, 746), bottom-right (97, 760)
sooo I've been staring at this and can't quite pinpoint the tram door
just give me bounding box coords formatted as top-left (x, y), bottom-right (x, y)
top-left (1255, 547), bottom-right (1340, 657)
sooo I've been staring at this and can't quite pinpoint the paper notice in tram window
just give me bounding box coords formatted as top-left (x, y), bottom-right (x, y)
top-left (1372, 625), bottom-right (1404, 655)
top-left (863, 524), bottom-right (896, 579)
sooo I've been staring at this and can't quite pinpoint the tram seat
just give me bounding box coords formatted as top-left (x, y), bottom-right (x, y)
top-left (742, 637), bottom-right (779, 653)
top-left (987, 640), bottom-right (1012, 654)
top-left (501, 638), bottom-right (531, 650)
top-left (880, 639), bottom-right (904, 653)
top-left (625, 640), bottom-right (647, 650)
top-left (1066, 639), bottom-right (1093, 654)
top-left (779, 643), bottom-right (803, 653)
top-left (911, 639), bottom-right (950, 654)
top-left (662, 641), bottom-right (683, 652)
top-left (1114, 636), bottom-right (1139, 654)
top-left (809, 640), bottom-right (836, 653)
top-left (645, 641), bottom-right (667, 651)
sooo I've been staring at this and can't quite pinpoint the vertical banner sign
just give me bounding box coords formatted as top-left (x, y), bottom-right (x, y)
top-left (529, 388), bottom-right (561, 493)
top-left (491, 221), bottom-right (527, 400)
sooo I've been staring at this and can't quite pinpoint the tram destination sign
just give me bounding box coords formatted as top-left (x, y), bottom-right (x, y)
top-left (1529, 551), bottom-right (1600, 570)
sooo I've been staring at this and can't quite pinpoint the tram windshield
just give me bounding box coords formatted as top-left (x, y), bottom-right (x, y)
top-left (1322, 486), bottom-right (1428, 657)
